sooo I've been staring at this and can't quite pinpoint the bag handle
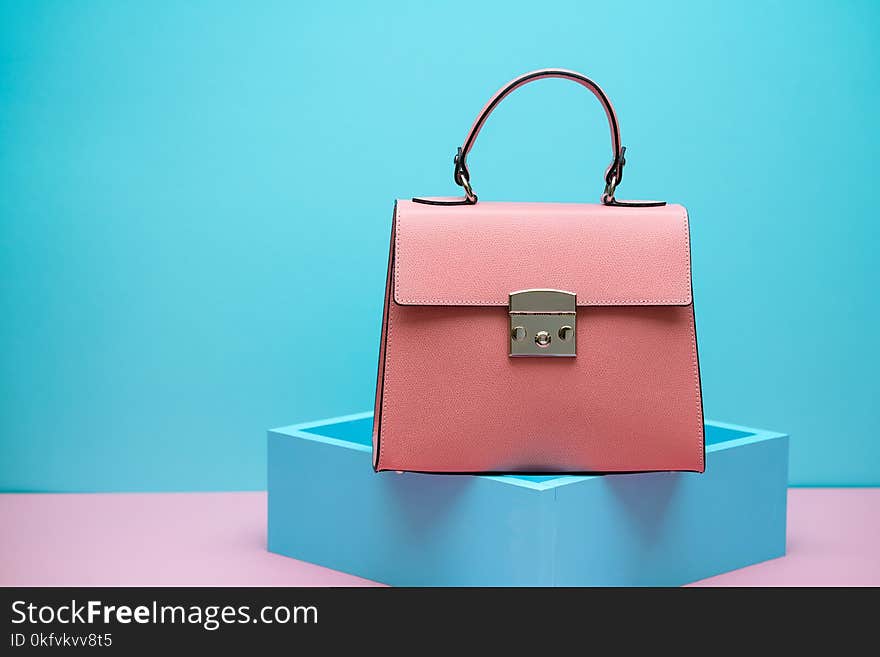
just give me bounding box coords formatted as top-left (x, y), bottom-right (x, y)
top-left (452, 69), bottom-right (627, 205)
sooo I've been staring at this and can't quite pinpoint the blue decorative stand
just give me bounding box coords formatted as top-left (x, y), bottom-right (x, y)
top-left (268, 412), bottom-right (788, 586)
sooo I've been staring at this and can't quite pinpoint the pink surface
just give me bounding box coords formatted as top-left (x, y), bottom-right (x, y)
top-left (1, 489), bottom-right (877, 587)
top-left (690, 488), bottom-right (880, 587)
top-left (0, 492), bottom-right (377, 587)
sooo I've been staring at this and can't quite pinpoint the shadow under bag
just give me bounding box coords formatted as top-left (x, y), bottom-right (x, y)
top-left (373, 68), bottom-right (704, 474)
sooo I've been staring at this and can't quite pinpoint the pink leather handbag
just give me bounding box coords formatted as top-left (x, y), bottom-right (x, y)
top-left (373, 69), bottom-right (704, 474)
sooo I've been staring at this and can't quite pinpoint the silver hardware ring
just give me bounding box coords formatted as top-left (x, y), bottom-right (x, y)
top-left (460, 175), bottom-right (477, 203)
top-left (603, 173), bottom-right (619, 202)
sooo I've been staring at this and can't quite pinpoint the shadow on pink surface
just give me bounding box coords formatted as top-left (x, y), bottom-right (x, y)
top-left (1, 489), bottom-right (877, 587)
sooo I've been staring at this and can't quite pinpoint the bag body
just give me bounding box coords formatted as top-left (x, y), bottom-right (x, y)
top-left (373, 69), bottom-right (704, 474)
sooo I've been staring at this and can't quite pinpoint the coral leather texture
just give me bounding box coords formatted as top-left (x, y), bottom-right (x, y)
top-left (373, 200), bottom-right (705, 474)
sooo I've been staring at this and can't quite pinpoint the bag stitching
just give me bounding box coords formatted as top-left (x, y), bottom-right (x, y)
top-left (393, 203), bottom-right (693, 306)
top-left (395, 299), bottom-right (690, 306)
top-left (682, 206), bottom-right (705, 471)
top-left (690, 310), bottom-right (704, 471)
top-left (379, 300), bottom-right (393, 470)
top-left (379, 205), bottom-right (401, 470)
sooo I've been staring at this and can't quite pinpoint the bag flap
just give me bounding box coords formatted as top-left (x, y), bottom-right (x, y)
top-left (393, 200), bottom-right (692, 307)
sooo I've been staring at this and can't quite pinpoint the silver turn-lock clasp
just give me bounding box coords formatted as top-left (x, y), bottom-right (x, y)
top-left (508, 289), bottom-right (577, 357)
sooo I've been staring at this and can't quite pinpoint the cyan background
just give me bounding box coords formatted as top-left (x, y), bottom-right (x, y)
top-left (1, 1), bottom-right (877, 491)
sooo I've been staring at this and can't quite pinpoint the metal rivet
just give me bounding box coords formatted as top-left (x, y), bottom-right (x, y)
top-left (558, 325), bottom-right (573, 341)
top-left (535, 330), bottom-right (551, 347)
top-left (511, 326), bottom-right (527, 341)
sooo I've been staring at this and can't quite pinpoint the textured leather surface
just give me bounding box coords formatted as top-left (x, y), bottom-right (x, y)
top-left (373, 200), bottom-right (704, 474)
top-left (394, 200), bottom-right (692, 307)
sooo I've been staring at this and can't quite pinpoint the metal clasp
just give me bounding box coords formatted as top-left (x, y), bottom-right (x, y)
top-left (509, 289), bottom-right (577, 357)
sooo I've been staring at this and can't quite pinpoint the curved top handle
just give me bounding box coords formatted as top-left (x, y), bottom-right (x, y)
top-left (452, 69), bottom-right (626, 205)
